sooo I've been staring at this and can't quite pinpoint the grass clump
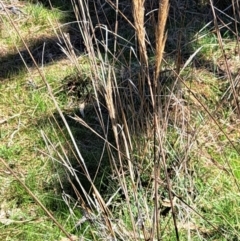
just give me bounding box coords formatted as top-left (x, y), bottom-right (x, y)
top-left (1, 0), bottom-right (240, 240)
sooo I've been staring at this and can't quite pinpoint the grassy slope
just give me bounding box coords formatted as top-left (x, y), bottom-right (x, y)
top-left (0, 1), bottom-right (240, 241)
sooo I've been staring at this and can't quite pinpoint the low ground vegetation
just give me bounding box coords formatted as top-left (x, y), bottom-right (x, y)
top-left (0, 0), bottom-right (240, 240)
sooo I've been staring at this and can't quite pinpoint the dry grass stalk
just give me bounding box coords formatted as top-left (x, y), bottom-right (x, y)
top-left (132, 0), bottom-right (148, 66)
top-left (104, 69), bottom-right (138, 238)
top-left (155, 0), bottom-right (169, 82)
top-left (152, 1), bottom-right (179, 240)
top-left (132, 1), bottom-right (157, 130)
top-left (132, 0), bottom-right (150, 104)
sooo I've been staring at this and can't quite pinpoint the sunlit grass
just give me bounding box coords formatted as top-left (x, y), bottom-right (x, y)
top-left (1, 0), bottom-right (240, 240)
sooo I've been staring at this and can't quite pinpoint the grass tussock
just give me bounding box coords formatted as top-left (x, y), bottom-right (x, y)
top-left (1, 0), bottom-right (240, 240)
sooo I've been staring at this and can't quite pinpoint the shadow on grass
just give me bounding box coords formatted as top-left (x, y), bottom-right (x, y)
top-left (0, 0), bottom-right (83, 80)
top-left (0, 34), bottom-right (84, 80)
top-left (42, 103), bottom-right (115, 206)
